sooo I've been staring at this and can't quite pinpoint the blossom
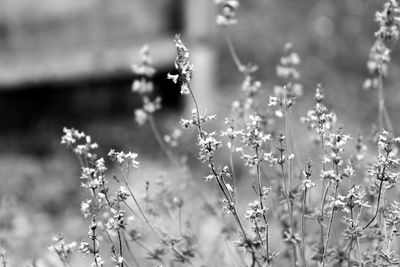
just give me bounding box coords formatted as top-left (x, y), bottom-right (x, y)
top-left (167, 73), bottom-right (179, 84)
top-left (241, 114), bottom-right (271, 149)
top-left (61, 127), bottom-right (85, 146)
top-left (78, 241), bottom-right (91, 255)
top-left (364, 0), bottom-right (400, 90)
top-left (108, 149), bottom-right (140, 168)
top-left (134, 109), bottom-right (148, 126)
top-left (169, 35), bottom-right (194, 96)
top-left (215, 0), bottom-right (240, 26)
top-left (198, 131), bottom-right (222, 162)
top-left (245, 200), bottom-right (267, 222)
top-left (49, 234), bottom-right (77, 263)
top-left (106, 209), bottom-right (127, 231)
top-left (131, 45), bottom-right (156, 78)
top-left (301, 84), bottom-right (335, 135)
top-left (131, 79), bottom-right (153, 94)
top-left (164, 129), bottom-right (182, 147)
top-left (300, 179), bottom-right (316, 190)
top-left (80, 199), bottom-right (96, 218)
top-left (116, 186), bottom-right (130, 201)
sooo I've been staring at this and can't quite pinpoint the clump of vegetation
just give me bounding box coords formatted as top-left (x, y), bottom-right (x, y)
top-left (3, 1), bottom-right (400, 266)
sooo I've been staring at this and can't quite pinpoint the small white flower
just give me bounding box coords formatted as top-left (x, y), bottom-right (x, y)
top-left (180, 83), bottom-right (190, 95)
top-left (268, 96), bottom-right (278, 106)
top-left (134, 109), bottom-right (148, 126)
top-left (167, 73), bottom-right (179, 84)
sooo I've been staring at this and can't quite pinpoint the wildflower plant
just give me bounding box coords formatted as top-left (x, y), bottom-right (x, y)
top-left (40, 0), bottom-right (400, 267)
top-left (364, 0), bottom-right (400, 132)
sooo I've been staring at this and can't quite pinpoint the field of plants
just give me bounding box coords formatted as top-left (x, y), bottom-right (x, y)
top-left (2, 1), bottom-right (400, 266)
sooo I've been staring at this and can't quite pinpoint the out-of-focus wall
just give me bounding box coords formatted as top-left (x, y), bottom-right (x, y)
top-left (0, 0), bottom-right (181, 86)
top-left (0, 0), bottom-right (173, 50)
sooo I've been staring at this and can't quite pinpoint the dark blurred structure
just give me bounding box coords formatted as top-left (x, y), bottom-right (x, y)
top-left (0, 0), bottom-right (217, 138)
top-left (0, 1), bottom-right (217, 263)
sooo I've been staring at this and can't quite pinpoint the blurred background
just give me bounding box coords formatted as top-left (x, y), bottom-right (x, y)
top-left (1, 0), bottom-right (400, 265)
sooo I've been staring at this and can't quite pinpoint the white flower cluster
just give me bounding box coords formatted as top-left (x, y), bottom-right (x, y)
top-left (275, 42), bottom-right (303, 98)
top-left (236, 114), bottom-right (271, 167)
top-left (215, 0), bottom-right (240, 26)
top-left (106, 209), bottom-right (127, 231)
top-left (301, 85), bottom-right (335, 136)
top-left (221, 118), bottom-right (243, 150)
top-left (198, 132), bottom-right (222, 163)
top-left (108, 149), bottom-right (140, 168)
top-left (164, 129), bottom-right (182, 148)
top-left (61, 127), bottom-right (85, 146)
top-left (80, 158), bottom-right (107, 192)
top-left (131, 45), bottom-right (156, 94)
top-left (368, 131), bottom-right (400, 183)
top-left (383, 201), bottom-right (400, 226)
top-left (330, 186), bottom-right (370, 213)
top-left (61, 128), bottom-right (99, 160)
top-left (300, 179), bottom-right (316, 191)
top-left (241, 75), bottom-right (261, 96)
top-left (48, 234), bottom-right (77, 263)
top-left (180, 109), bottom-right (217, 129)
top-left (325, 129), bottom-right (351, 166)
top-left (364, 0), bottom-right (400, 90)
top-left (131, 46), bottom-right (162, 126)
top-left (167, 35), bottom-right (194, 95)
top-left (245, 200), bottom-right (267, 222)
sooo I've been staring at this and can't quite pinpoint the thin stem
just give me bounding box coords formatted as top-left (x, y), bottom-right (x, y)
top-left (301, 189), bottom-right (307, 267)
top-left (284, 97), bottom-right (293, 194)
top-left (224, 239), bottom-right (246, 267)
top-left (121, 231), bottom-right (140, 267)
top-left (383, 103), bottom-right (394, 133)
top-left (122, 260), bottom-right (132, 267)
top-left (229, 137), bottom-right (238, 201)
top-left (148, 114), bottom-right (182, 169)
top-left (347, 207), bottom-right (354, 267)
top-left (99, 220), bottom-right (118, 249)
top-left (93, 235), bottom-right (99, 267)
top-left (377, 70), bottom-right (394, 133)
top-left (223, 29), bottom-right (244, 72)
top-left (119, 169), bottom-right (194, 265)
top-left (282, 95), bottom-right (297, 266)
top-left (188, 86), bottom-right (203, 138)
top-left (255, 147), bottom-right (270, 261)
top-left (254, 221), bottom-right (267, 257)
top-left (187, 82), bottom-right (262, 267)
top-left (322, 181), bottom-right (339, 267)
top-left (117, 230), bottom-right (124, 267)
top-left (320, 133), bottom-right (327, 196)
top-left (280, 162), bottom-right (297, 266)
top-left (318, 132), bottom-right (328, 252)
top-left (120, 168), bottom-right (160, 238)
top-left (362, 179), bottom-right (384, 230)
top-left (118, 230), bottom-right (124, 267)
top-left (135, 239), bottom-right (154, 255)
top-left (266, 224), bottom-right (271, 265)
top-left (122, 200), bottom-right (144, 223)
top-left (385, 225), bottom-right (395, 254)
top-left (377, 72), bottom-right (385, 131)
top-left (356, 237), bottom-right (362, 266)
top-left (145, 181), bottom-right (149, 211)
top-left (319, 178), bottom-right (331, 249)
top-left (288, 108), bottom-right (301, 178)
top-left (348, 239), bottom-right (353, 267)
top-left (178, 205), bottom-right (182, 235)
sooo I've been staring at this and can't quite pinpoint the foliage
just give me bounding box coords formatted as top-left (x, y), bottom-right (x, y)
top-left (3, 1), bottom-right (400, 266)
